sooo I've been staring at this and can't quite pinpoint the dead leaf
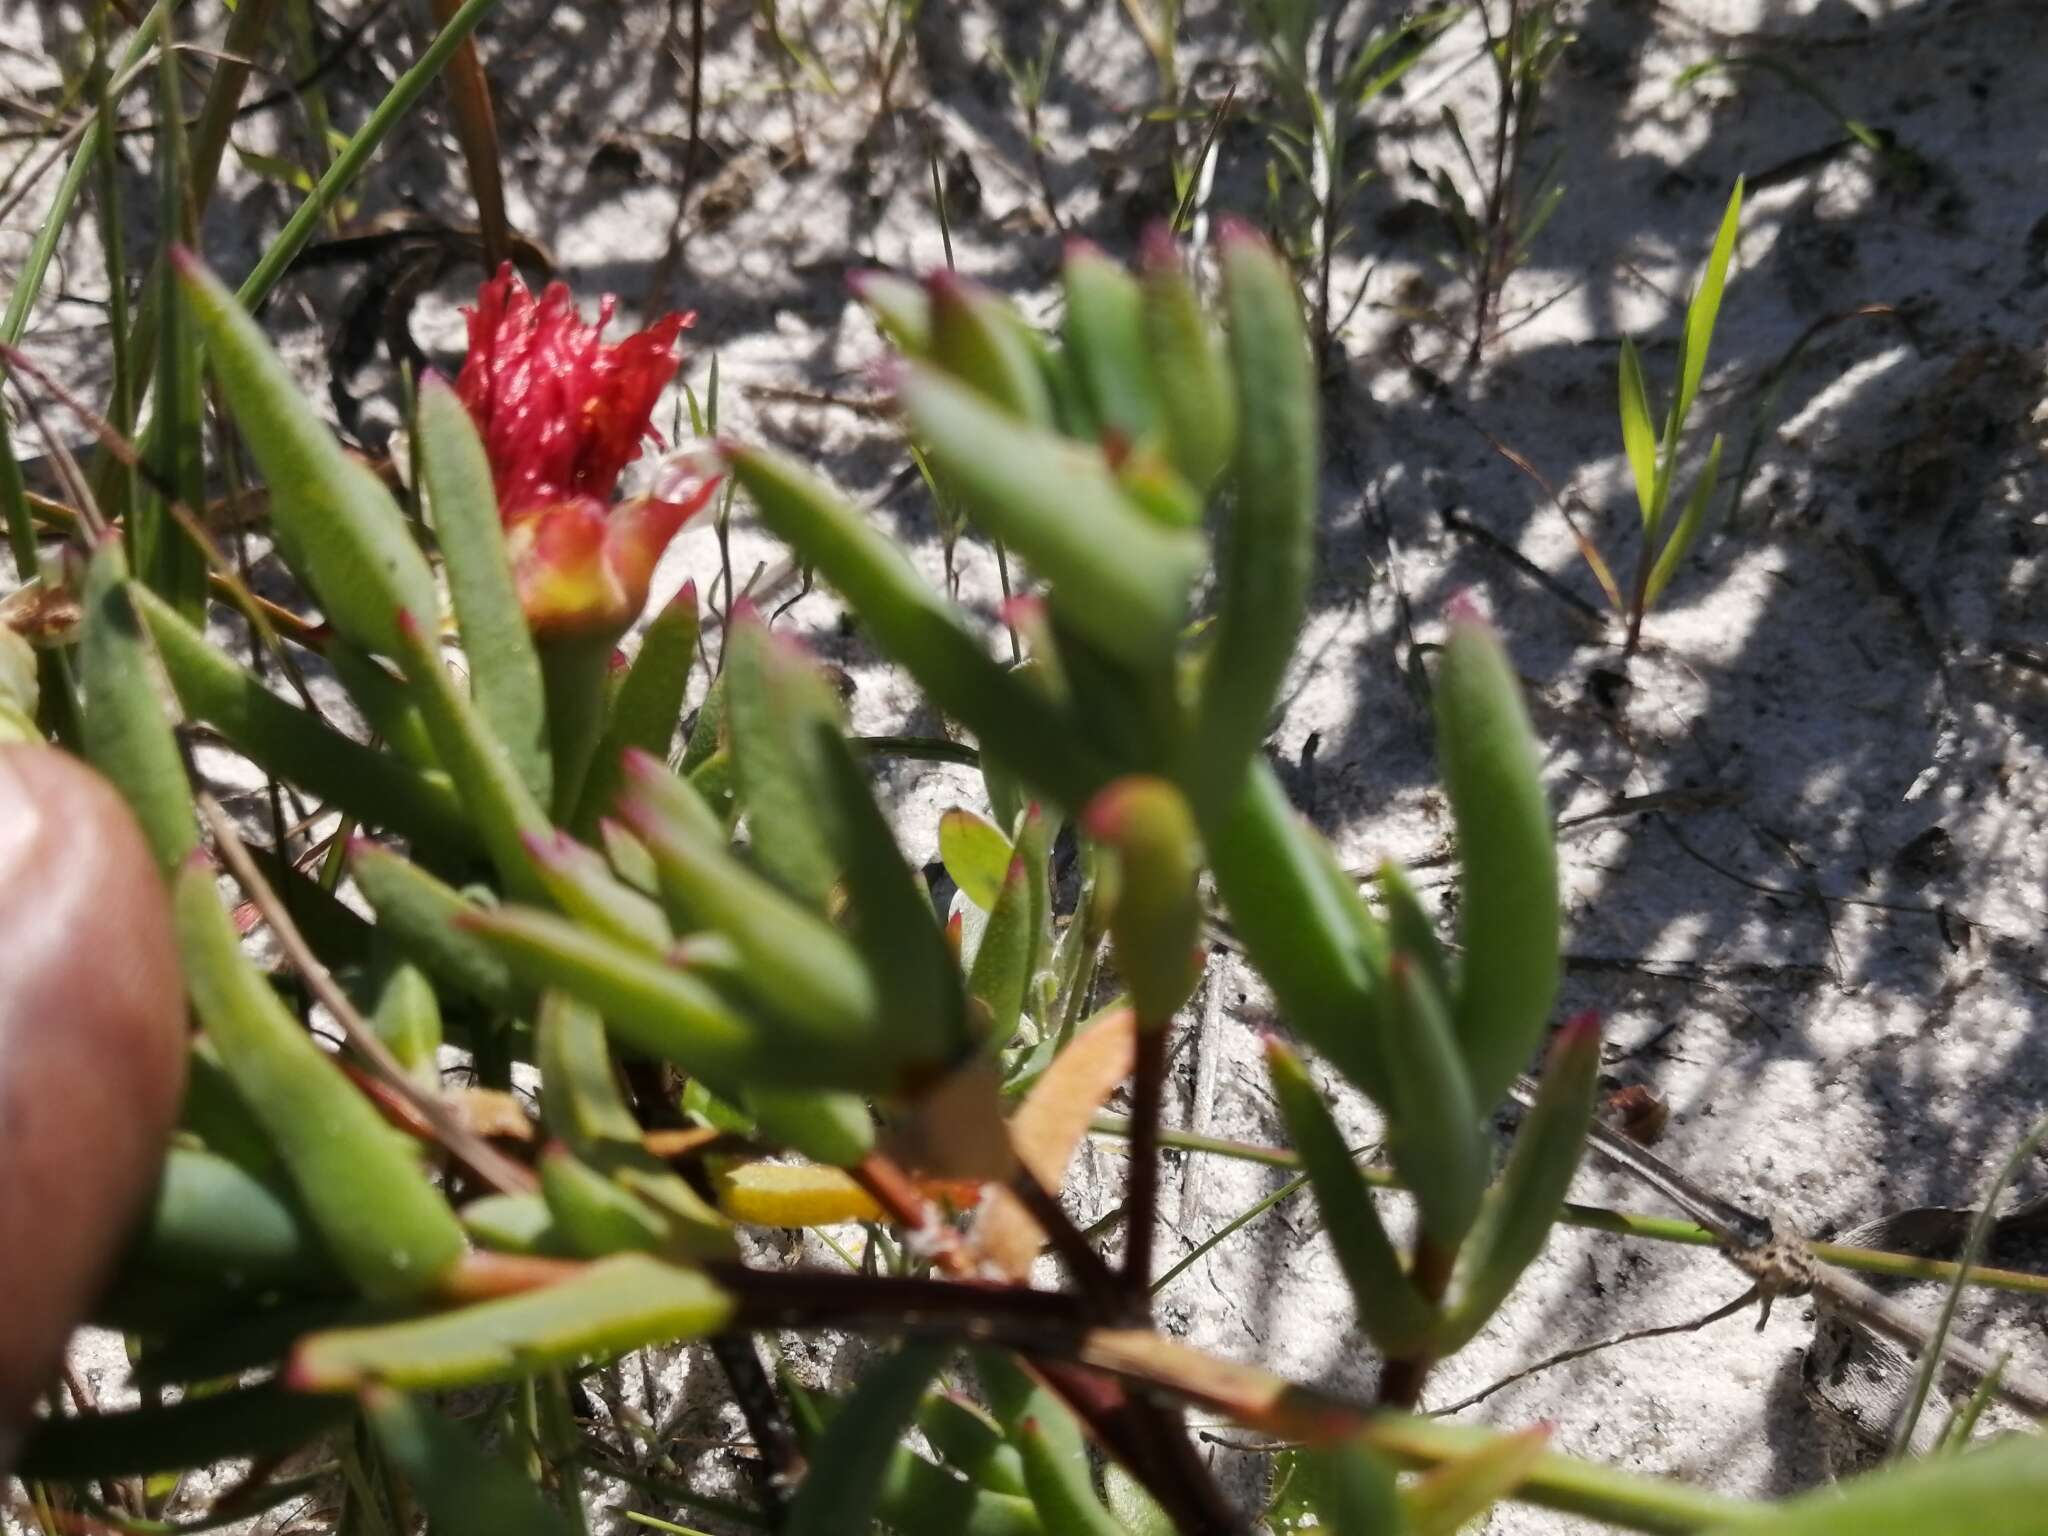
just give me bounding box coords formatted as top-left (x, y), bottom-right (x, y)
top-left (972, 1007), bottom-right (1136, 1279)
top-left (885, 1054), bottom-right (1015, 1181)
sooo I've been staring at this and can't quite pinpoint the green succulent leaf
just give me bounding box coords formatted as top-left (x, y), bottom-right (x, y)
top-left (134, 583), bottom-right (472, 861)
top-left (811, 720), bottom-right (972, 1068)
top-left (1186, 224), bottom-right (1317, 817)
top-left (1435, 611), bottom-right (1559, 1112)
top-left (1273, 1443), bottom-right (1405, 1536)
top-left (14, 1382), bottom-right (350, 1481)
top-left (725, 443), bottom-right (1108, 809)
top-left (1266, 1037), bottom-right (1436, 1354)
top-left (173, 860), bottom-right (467, 1304)
top-left (173, 249), bottom-right (439, 657)
top-left (349, 841), bottom-right (531, 1016)
top-left (941, 806), bottom-right (1016, 912)
top-left (389, 607), bottom-right (553, 902)
top-left (1437, 1014), bottom-right (1599, 1353)
top-left (130, 1146), bottom-right (333, 1286)
top-left (619, 756), bottom-right (879, 1042)
top-left (897, 363), bottom-right (1204, 675)
top-left (928, 274), bottom-right (1056, 427)
top-left (785, 1345), bottom-right (950, 1536)
top-left (1062, 241), bottom-right (1159, 445)
top-left (1017, 1417), bottom-right (1123, 1536)
top-left (1139, 232), bottom-right (1237, 495)
top-left (290, 1253), bottom-right (733, 1392)
top-left (968, 855), bottom-right (1034, 1050)
top-left (575, 580), bottom-right (700, 835)
top-left (1205, 764), bottom-right (1388, 1101)
top-left (1700, 1433), bottom-right (2048, 1536)
top-left (417, 371), bottom-right (552, 807)
top-left (78, 537), bottom-right (196, 872)
top-left (363, 1388), bottom-right (580, 1536)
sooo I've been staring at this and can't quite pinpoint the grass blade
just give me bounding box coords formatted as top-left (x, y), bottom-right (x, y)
top-left (1675, 179), bottom-right (1745, 430)
top-left (1643, 433), bottom-right (1723, 610)
top-left (1616, 336), bottom-right (1658, 529)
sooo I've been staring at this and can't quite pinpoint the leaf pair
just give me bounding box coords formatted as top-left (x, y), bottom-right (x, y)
top-left (1611, 180), bottom-right (1744, 624)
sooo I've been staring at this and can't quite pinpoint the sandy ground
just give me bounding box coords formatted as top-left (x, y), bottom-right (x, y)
top-left (5, 0), bottom-right (2048, 1530)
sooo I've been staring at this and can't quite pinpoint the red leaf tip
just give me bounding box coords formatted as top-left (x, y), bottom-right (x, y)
top-left (1139, 222), bottom-right (1182, 272)
top-left (1214, 215), bottom-right (1264, 250)
top-left (1558, 1010), bottom-right (1602, 1049)
top-left (1444, 587), bottom-right (1491, 627)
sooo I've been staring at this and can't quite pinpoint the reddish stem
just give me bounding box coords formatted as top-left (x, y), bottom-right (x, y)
top-left (1123, 1021), bottom-right (1168, 1303)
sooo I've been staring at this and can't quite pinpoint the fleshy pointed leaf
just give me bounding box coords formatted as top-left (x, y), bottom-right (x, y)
top-left (1376, 860), bottom-right (1449, 1007)
top-left (1062, 241), bottom-right (1158, 445)
top-left (928, 273), bottom-right (1055, 426)
top-left (1083, 775), bottom-right (1204, 1022)
top-left (525, 828), bottom-right (671, 953)
top-left (969, 857), bottom-right (1034, 1049)
top-left (173, 249), bottom-right (439, 656)
top-left (941, 807), bottom-right (1015, 912)
top-left (919, 1394), bottom-right (1027, 1497)
top-left (536, 991), bottom-right (647, 1150)
top-left (811, 721), bottom-right (970, 1067)
top-left (1380, 955), bottom-right (1488, 1249)
top-left (1437, 1013), bottom-right (1599, 1352)
top-left (575, 580), bottom-right (700, 834)
top-left (135, 583), bottom-right (472, 861)
top-left (462, 905), bottom-right (889, 1090)
top-left (78, 536), bottom-right (196, 871)
top-left (851, 268), bottom-right (932, 355)
top-left (785, 1345), bottom-right (950, 1536)
top-left (1436, 611), bottom-right (1558, 1111)
top-left (369, 959), bottom-right (443, 1082)
top-left (1186, 224), bottom-right (1317, 816)
top-left (132, 1147), bottom-right (332, 1285)
top-left (1699, 1433), bottom-right (2048, 1536)
top-left (620, 757), bottom-right (879, 1042)
top-left (722, 609), bottom-right (843, 906)
top-left (363, 1388), bottom-right (579, 1536)
top-left (1405, 1425), bottom-right (1548, 1536)
top-left (539, 1146), bottom-right (671, 1256)
top-left (417, 372), bottom-right (550, 805)
top-left (1204, 764), bottom-right (1389, 1101)
top-left (725, 444), bottom-right (1108, 809)
top-left (1279, 1443), bottom-right (1405, 1535)
top-left (1139, 229), bottom-right (1236, 494)
top-left (1266, 1038), bottom-right (1436, 1354)
top-left (350, 841), bottom-right (530, 1016)
top-left (290, 1254), bottom-right (733, 1391)
top-left (898, 364), bottom-right (1203, 674)
top-left (743, 1087), bottom-right (876, 1167)
top-left (173, 860), bottom-right (467, 1303)
top-left (390, 608), bottom-right (551, 902)
top-left (1017, 1416), bottom-right (1123, 1536)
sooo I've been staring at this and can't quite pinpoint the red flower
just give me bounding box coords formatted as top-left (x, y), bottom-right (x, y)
top-left (452, 265), bottom-right (719, 638)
